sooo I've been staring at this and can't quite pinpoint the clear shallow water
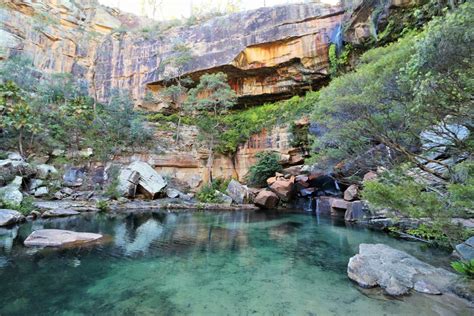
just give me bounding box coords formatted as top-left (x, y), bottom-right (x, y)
top-left (0, 210), bottom-right (470, 315)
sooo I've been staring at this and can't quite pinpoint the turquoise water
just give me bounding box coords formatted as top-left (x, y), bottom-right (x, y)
top-left (0, 210), bottom-right (470, 315)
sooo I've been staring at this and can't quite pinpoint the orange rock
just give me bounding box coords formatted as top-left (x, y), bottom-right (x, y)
top-left (254, 190), bottom-right (279, 209)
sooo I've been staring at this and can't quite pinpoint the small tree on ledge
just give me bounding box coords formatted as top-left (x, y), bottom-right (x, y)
top-left (185, 72), bottom-right (237, 183)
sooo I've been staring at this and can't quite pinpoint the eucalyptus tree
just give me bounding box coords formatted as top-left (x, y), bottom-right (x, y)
top-left (185, 72), bottom-right (237, 182)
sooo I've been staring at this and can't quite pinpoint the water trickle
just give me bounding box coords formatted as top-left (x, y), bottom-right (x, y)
top-left (330, 23), bottom-right (343, 54)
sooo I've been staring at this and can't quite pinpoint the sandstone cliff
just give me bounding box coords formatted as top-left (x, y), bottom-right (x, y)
top-left (1, 0), bottom-right (347, 107)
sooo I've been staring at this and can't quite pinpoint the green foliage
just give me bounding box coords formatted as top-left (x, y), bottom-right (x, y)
top-left (217, 93), bottom-right (316, 154)
top-left (0, 196), bottom-right (35, 216)
top-left (185, 72), bottom-right (237, 181)
top-left (96, 200), bottom-right (110, 213)
top-left (247, 152), bottom-right (282, 187)
top-left (406, 224), bottom-right (450, 247)
top-left (328, 44), bottom-right (352, 77)
top-left (362, 162), bottom-right (474, 247)
top-left (104, 166), bottom-right (121, 200)
top-left (311, 3), bottom-right (473, 178)
top-left (196, 178), bottom-right (231, 203)
top-left (451, 259), bottom-right (474, 279)
top-left (0, 57), bottom-right (152, 160)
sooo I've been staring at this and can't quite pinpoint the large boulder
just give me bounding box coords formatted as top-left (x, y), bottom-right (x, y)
top-left (24, 229), bottom-right (103, 247)
top-left (226, 180), bottom-right (252, 204)
top-left (269, 178), bottom-right (294, 202)
top-left (116, 168), bottom-right (140, 197)
top-left (0, 209), bottom-right (25, 227)
top-left (0, 176), bottom-right (23, 206)
top-left (348, 244), bottom-right (458, 296)
top-left (128, 161), bottom-right (167, 199)
top-left (254, 190), bottom-right (279, 209)
top-left (343, 184), bottom-right (359, 201)
top-left (0, 158), bottom-right (35, 186)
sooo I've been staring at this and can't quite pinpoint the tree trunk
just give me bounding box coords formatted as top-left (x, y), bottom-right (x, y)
top-left (207, 135), bottom-right (214, 183)
top-left (18, 128), bottom-right (24, 157)
top-left (175, 114), bottom-right (181, 144)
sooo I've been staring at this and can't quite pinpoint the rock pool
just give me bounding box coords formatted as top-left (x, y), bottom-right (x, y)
top-left (0, 210), bottom-right (470, 315)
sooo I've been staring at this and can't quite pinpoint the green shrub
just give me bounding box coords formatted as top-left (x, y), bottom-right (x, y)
top-left (0, 196), bottom-right (35, 216)
top-left (247, 152), bottom-right (282, 187)
top-left (195, 178), bottom-right (231, 203)
top-left (104, 166), bottom-right (121, 200)
top-left (451, 259), bottom-right (474, 279)
top-left (96, 200), bottom-right (110, 213)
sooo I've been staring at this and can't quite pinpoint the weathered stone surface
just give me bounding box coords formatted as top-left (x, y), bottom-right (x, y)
top-left (214, 191), bottom-right (233, 206)
top-left (42, 209), bottom-right (80, 218)
top-left (455, 237), bottom-right (474, 261)
top-left (28, 179), bottom-right (44, 192)
top-left (0, 159), bottom-right (35, 186)
top-left (226, 180), bottom-right (251, 204)
top-left (24, 229), bottom-right (103, 247)
top-left (0, 176), bottom-right (23, 206)
top-left (0, 209), bottom-right (24, 227)
top-left (344, 201), bottom-right (367, 222)
top-left (166, 188), bottom-right (181, 199)
top-left (0, 1), bottom-right (347, 107)
top-left (63, 167), bottom-right (85, 187)
top-left (36, 164), bottom-right (58, 180)
top-left (331, 198), bottom-right (349, 210)
top-left (128, 161), bottom-right (167, 199)
top-left (270, 179), bottom-right (294, 202)
top-left (94, 3), bottom-right (344, 106)
top-left (344, 184), bottom-right (359, 201)
top-left (34, 186), bottom-right (49, 198)
top-left (363, 171), bottom-right (378, 182)
top-left (348, 244), bottom-right (458, 296)
top-left (254, 190), bottom-right (279, 209)
top-left (116, 168), bottom-right (140, 197)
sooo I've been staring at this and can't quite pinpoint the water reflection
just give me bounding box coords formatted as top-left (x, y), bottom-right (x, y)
top-left (0, 210), bottom-right (466, 316)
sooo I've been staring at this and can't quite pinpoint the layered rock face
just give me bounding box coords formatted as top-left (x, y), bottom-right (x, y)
top-left (94, 3), bottom-right (344, 106)
top-left (1, 0), bottom-right (345, 106)
top-left (0, 0), bottom-right (149, 85)
top-left (113, 121), bottom-right (306, 189)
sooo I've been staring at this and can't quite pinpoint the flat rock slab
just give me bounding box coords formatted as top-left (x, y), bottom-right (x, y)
top-left (42, 209), bottom-right (80, 218)
top-left (0, 209), bottom-right (24, 227)
top-left (347, 243), bottom-right (458, 296)
top-left (24, 229), bottom-right (103, 247)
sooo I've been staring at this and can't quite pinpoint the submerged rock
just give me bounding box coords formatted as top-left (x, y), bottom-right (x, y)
top-left (0, 209), bottom-right (24, 227)
top-left (42, 209), bottom-right (80, 218)
top-left (24, 229), bottom-right (103, 247)
top-left (347, 244), bottom-right (458, 296)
